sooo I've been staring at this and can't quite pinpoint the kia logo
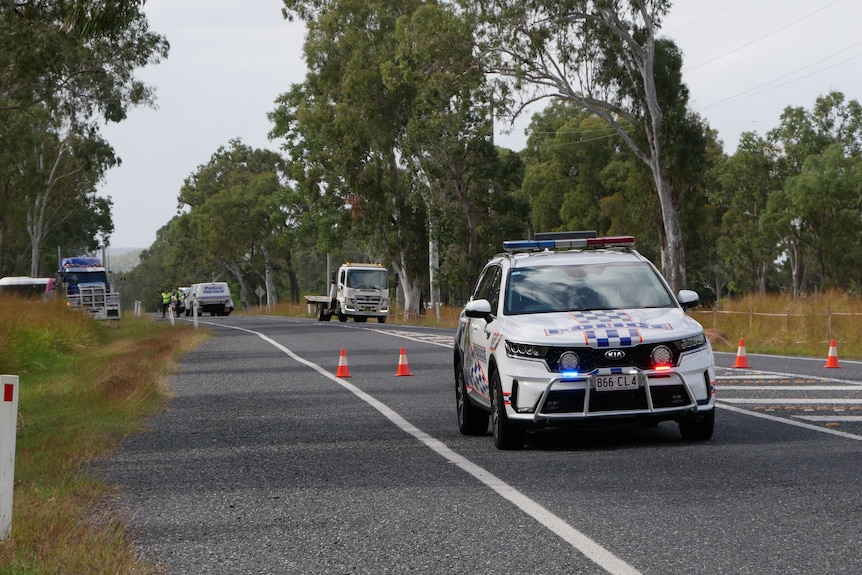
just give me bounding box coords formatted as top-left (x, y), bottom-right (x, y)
top-left (605, 349), bottom-right (625, 361)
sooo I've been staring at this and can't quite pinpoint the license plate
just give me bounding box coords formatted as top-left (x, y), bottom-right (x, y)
top-left (594, 374), bottom-right (638, 391)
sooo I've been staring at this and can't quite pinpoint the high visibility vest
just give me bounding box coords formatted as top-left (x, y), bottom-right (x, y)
top-left (161, 292), bottom-right (171, 304)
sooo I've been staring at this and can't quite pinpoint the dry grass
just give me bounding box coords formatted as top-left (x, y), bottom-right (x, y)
top-left (0, 297), bottom-right (209, 575)
top-left (692, 290), bottom-right (862, 358)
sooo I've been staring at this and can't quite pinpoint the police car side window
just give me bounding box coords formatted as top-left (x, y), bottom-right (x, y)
top-left (474, 265), bottom-right (502, 312)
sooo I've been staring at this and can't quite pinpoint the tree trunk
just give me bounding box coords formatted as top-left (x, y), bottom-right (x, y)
top-left (390, 255), bottom-right (422, 318)
top-left (650, 160), bottom-right (686, 292)
top-left (260, 244), bottom-right (278, 306)
top-left (223, 261), bottom-right (249, 309)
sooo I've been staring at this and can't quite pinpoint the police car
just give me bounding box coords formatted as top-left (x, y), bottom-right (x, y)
top-left (453, 232), bottom-right (716, 449)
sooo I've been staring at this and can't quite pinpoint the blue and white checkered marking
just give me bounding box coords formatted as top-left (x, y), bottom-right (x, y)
top-left (544, 310), bottom-right (672, 348)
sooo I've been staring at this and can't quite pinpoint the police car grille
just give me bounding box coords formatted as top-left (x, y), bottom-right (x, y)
top-left (544, 344), bottom-right (680, 372)
top-left (588, 388), bottom-right (649, 412)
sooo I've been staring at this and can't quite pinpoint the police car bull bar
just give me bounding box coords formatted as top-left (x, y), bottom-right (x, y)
top-left (530, 368), bottom-right (700, 422)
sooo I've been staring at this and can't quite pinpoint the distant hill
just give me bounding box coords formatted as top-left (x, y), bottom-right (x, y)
top-left (106, 248), bottom-right (143, 273)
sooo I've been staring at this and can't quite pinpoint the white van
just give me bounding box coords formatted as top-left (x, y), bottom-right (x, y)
top-left (186, 282), bottom-right (234, 316)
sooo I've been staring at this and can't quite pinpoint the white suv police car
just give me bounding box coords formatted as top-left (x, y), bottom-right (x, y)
top-left (454, 232), bottom-right (716, 449)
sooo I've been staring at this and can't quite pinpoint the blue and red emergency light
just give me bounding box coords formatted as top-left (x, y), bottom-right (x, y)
top-left (503, 235), bottom-right (635, 253)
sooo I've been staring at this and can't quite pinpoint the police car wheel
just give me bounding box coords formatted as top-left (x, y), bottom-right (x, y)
top-left (456, 364), bottom-right (489, 436)
top-left (490, 369), bottom-right (525, 450)
top-left (678, 409), bottom-right (714, 441)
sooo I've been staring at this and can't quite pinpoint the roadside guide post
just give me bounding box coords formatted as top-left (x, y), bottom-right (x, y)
top-left (0, 375), bottom-right (19, 541)
top-left (193, 299), bottom-right (198, 329)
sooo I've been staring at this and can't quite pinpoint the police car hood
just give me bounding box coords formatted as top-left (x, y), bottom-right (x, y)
top-left (501, 307), bottom-right (702, 346)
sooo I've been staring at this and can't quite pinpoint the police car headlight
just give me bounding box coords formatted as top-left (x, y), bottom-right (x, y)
top-left (505, 341), bottom-right (547, 359)
top-left (674, 332), bottom-right (707, 351)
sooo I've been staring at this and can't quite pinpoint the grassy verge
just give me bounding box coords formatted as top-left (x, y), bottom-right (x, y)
top-left (0, 297), bottom-right (208, 574)
top-left (690, 290), bottom-right (862, 359)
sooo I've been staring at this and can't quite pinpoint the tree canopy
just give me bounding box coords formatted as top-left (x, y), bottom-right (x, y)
top-left (0, 0), bottom-right (168, 277)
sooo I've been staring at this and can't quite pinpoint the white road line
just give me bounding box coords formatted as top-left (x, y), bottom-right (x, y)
top-left (718, 385), bottom-right (862, 391)
top-left (213, 321), bottom-right (641, 575)
top-left (720, 398), bottom-right (862, 404)
top-left (365, 327), bottom-right (454, 348)
top-left (716, 369), bottom-right (862, 386)
top-left (718, 403), bottom-right (862, 441)
top-left (716, 374), bottom-right (792, 380)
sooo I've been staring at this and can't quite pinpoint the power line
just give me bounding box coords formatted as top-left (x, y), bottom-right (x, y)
top-left (664, 0), bottom-right (744, 34)
top-left (699, 48), bottom-right (862, 111)
top-left (685, 0), bottom-right (842, 73)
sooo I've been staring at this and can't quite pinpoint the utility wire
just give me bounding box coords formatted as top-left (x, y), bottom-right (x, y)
top-left (699, 48), bottom-right (862, 110)
top-left (664, 0), bottom-right (743, 34)
top-left (685, 0), bottom-right (842, 73)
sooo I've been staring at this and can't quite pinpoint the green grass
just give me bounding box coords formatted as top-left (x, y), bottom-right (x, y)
top-left (0, 296), bottom-right (208, 574)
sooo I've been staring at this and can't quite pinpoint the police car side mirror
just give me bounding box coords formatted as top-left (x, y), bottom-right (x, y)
top-left (465, 299), bottom-right (494, 321)
top-left (677, 289), bottom-right (700, 310)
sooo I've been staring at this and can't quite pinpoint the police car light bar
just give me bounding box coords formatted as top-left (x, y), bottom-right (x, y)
top-left (503, 236), bottom-right (636, 252)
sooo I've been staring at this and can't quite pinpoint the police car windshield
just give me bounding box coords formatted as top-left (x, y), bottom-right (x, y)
top-left (504, 262), bottom-right (674, 315)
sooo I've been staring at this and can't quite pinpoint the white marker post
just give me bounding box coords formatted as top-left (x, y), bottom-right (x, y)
top-left (0, 375), bottom-right (19, 541)
top-left (193, 299), bottom-right (199, 329)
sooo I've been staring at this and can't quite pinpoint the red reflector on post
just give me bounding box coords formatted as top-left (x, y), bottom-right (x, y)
top-left (3, 384), bottom-right (12, 402)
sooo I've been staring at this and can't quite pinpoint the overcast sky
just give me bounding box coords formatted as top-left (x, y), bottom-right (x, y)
top-left (99, 0), bottom-right (862, 248)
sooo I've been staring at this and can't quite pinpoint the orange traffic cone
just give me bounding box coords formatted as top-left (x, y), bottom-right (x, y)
top-left (336, 349), bottom-right (351, 378)
top-left (824, 339), bottom-right (841, 368)
top-left (732, 338), bottom-right (750, 368)
top-left (394, 347), bottom-right (413, 376)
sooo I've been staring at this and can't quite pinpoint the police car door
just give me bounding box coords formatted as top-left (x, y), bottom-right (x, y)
top-left (464, 264), bottom-right (503, 408)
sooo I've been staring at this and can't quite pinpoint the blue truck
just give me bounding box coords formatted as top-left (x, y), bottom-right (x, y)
top-left (57, 256), bottom-right (120, 320)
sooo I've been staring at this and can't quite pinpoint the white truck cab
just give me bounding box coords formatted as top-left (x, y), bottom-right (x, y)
top-left (307, 263), bottom-right (390, 323)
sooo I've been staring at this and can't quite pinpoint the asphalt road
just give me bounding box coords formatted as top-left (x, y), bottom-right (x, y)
top-left (100, 315), bottom-right (862, 574)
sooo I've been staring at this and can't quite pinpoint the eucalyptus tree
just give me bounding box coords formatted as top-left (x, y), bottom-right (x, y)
top-left (385, 2), bottom-right (506, 288)
top-left (276, 0), bottom-right (438, 316)
top-left (0, 0), bottom-right (169, 275)
top-left (178, 140), bottom-right (292, 308)
top-left (760, 91), bottom-right (862, 294)
top-left (467, 0), bottom-right (690, 290)
top-left (774, 145), bottom-right (862, 291)
top-left (707, 133), bottom-right (780, 295)
top-left (520, 102), bottom-right (618, 233)
top-left (768, 91), bottom-right (862, 176)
